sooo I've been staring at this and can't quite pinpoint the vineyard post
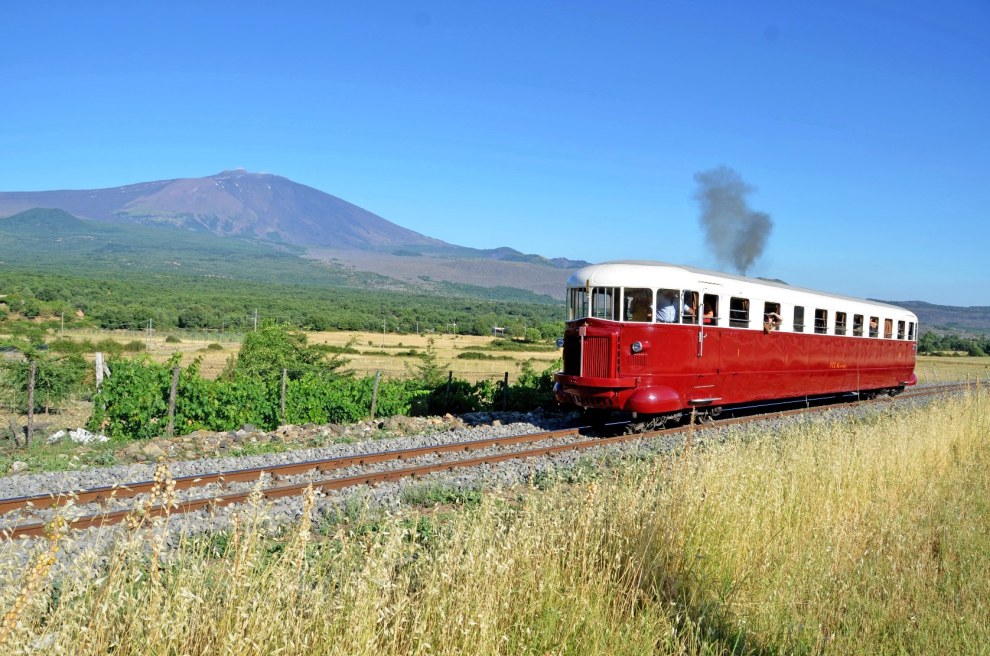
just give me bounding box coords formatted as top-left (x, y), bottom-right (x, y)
top-left (26, 360), bottom-right (36, 446)
top-left (370, 370), bottom-right (382, 421)
top-left (280, 368), bottom-right (287, 425)
top-left (166, 366), bottom-right (180, 437)
top-left (443, 371), bottom-right (453, 412)
top-left (502, 371), bottom-right (509, 410)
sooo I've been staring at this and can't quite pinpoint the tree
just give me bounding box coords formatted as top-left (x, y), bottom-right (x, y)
top-left (223, 322), bottom-right (347, 380)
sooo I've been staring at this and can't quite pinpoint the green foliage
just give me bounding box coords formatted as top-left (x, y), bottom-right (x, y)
top-left (918, 331), bottom-right (990, 356)
top-left (165, 335), bottom-right (182, 343)
top-left (224, 322), bottom-right (347, 380)
top-left (83, 337), bottom-right (559, 440)
top-left (0, 352), bottom-right (89, 413)
top-left (88, 355), bottom-right (176, 440)
top-left (0, 256), bottom-right (563, 338)
top-left (455, 351), bottom-right (514, 361)
top-left (401, 483), bottom-right (484, 508)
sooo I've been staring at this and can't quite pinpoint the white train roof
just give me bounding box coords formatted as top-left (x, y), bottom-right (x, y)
top-left (567, 261), bottom-right (916, 320)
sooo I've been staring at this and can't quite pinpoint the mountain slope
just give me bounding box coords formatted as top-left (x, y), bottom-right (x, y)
top-left (0, 170), bottom-right (447, 250)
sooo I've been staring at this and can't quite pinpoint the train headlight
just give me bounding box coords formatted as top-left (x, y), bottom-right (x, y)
top-left (630, 341), bottom-right (644, 354)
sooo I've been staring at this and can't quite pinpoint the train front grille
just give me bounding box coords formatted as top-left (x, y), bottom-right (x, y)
top-left (581, 335), bottom-right (612, 378)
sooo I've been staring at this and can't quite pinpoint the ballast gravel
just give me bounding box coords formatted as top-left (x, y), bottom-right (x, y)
top-left (0, 389), bottom-right (956, 574)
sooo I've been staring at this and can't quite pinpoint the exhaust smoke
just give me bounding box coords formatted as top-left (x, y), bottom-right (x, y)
top-left (694, 166), bottom-right (773, 275)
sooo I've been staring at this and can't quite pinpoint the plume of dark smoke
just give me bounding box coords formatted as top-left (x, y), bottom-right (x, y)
top-left (693, 166), bottom-right (772, 275)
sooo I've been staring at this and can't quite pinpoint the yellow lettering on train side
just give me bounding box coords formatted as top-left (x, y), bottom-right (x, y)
top-left (829, 362), bottom-right (847, 369)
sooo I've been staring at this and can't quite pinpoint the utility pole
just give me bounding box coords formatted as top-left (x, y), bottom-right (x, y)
top-left (254, 309), bottom-right (258, 332)
top-left (382, 320), bottom-right (386, 348)
top-left (147, 318), bottom-right (153, 350)
top-left (60, 312), bottom-right (64, 338)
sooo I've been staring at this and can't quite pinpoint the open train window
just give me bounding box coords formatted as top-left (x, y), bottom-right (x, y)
top-left (729, 297), bottom-right (750, 328)
top-left (591, 287), bottom-right (620, 321)
top-left (834, 311), bottom-right (847, 335)
top-left (884, 318), bottom-right (894, 339)
top-left (814, 309), bottom-right (828, 334)
top-left (763, 302), bottom-right (782, 332)
top-left (869, 316), bottom-right (879, 337)
top-left (897, 321), bottom-right (905, 339)
top-left (793, 306), bottom-right (805, 333)
top-left (908, 322), bottom-right (916, 340)
top-left (623, 288), bottom-right (653, 323)
top-left (681, 290), bottom-right (699, 324)
top-left (703, 294), bottom-right (718, 325)
top-left (853, 314), bottom-right (864, 336)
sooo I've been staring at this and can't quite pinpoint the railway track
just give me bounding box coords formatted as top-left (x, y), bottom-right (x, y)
top-left (0, 381), bottom-right (975, 540)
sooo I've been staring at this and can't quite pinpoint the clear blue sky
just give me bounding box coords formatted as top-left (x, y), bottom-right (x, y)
top-left (2, 1), bottom-right (988, 305)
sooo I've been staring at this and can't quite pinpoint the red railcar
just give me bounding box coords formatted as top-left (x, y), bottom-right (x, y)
top-left (554, 261), bottom-right (918, 425)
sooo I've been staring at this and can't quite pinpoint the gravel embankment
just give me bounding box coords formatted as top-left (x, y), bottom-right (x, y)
top-left (0, 390), bottom-right (952, 572)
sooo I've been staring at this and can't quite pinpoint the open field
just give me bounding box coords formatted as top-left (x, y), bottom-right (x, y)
top-left (916, 355), bottom-right (990, 384)
top-left (61, 328), bottom-right (562, 383)
top-left (1, 389), bottom-right (986, 654)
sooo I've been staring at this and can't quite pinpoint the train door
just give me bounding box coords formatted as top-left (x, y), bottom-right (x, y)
top-left (688, 289), bottom-right (722, 410)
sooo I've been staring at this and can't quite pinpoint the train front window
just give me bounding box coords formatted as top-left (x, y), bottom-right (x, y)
top-left (897, 321), bottom-right (905, 339)
top-left (835, 312), bottom-right (847, 335)
top-left (884, 319), bottom-right (894, 339)
top-left (869, 316), bottom-right (879, 337)
top-left (624, 288), bottom-right (653, 323)
top-left (566, 288), bottom-right (588, 321)
top-left (591, 287), bottom-right (621, 321)
top-left (908, 322), bottom-right (916, 340)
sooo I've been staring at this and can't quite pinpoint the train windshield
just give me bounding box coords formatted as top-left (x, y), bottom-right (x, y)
top-left (567, 286), bottom-right (622, 321)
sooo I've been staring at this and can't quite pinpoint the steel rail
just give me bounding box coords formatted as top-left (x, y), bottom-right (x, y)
top-left (0, 427), bottom-right (582, 515)
top-left (1, 381), bottom-right (974, 540)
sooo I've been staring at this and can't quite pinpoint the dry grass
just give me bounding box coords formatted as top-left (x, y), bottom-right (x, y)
top-left (916, 355), bottom-right (990, 384)
top-left (1, 388), bottom-right (988, 654)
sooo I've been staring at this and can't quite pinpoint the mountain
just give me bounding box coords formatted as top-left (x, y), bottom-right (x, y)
top-left (0, 170), bottom-right (586, 298)
top-left (0, 169), bottom-right (447, 251)
top-left (881, 301), bottom-right (990, 336)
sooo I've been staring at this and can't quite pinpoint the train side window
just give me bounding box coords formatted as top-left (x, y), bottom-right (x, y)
top-left (623, 288), bottom-right (653, 323)
top-left (702, 294), bottom-right (718, 325)
top-left (763, 302), bottom-right (782, 332)
top-left (884, 318), bottom-right (894, 339)
top-left (835, 311), bottom-right (847, 335)
top-left (814, 309), bottom-right (828, 334)
top-left (897, 320), bottom-right (905, 339)
top-left (793, 306), bottom-right (805, 333)
top-left (869, 316), bottom-right (879, 337)
top-left (729, 297), bottom-right (750, 328)
top-left (852, 314), bottom-right (864, 336)
top-left (908, 322), bottom-right (916, 340)
top-left (591, 287), bottom-right (620, 321)
top-left (681, 290), bottom-right (700, 324)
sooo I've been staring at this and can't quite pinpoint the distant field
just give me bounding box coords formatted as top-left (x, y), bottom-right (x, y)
top-left (64, 328), bottom-right (562, 383)
top-left (916, 355), bottom-right (990, 384)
